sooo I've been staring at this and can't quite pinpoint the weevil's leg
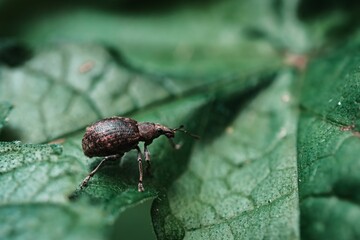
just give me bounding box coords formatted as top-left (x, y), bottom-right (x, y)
top-left (136, 146), bottom-right (145, 192)
top-left (144, 144), bottom-right (151, 175)
top-left (80, 154), bottom-right (120, 189)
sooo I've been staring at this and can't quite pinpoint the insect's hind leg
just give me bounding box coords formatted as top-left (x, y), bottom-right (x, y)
top-left (144, 144), bottom-right (151, 175)
top-left (136, 146), bottom-right (145, 192)
top-left (80, 154), bottom-right (122, 189)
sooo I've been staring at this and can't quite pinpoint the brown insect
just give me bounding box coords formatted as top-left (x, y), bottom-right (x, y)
top-left (81, 117), bottom-right (199, 192)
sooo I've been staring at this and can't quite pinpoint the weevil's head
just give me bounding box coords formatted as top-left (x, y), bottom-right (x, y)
top-left (138, 122), bottom-right (175, 143)
top-left (138, 122), bottom-right (199, 148)
top-left (154, 123), bottom-right (176, 138)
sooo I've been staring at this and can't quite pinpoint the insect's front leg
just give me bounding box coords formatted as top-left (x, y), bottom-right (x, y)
top-left (80, 154), bottom-right (121, 189)
top-left (136, 146), bottom-right (145, 192)
top-left (144, 143), bottom-right (151, 175)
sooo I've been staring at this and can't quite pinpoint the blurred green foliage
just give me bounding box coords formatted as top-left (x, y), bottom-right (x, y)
top-left (0, 0), bottom-right (359, 239)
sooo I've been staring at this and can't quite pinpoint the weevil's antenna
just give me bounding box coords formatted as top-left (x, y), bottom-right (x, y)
top-left (173, 125), bottom-right (200, 139)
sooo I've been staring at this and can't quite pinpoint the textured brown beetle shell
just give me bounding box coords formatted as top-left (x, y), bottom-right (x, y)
top-left (82, 117), bottom-right (141, 157)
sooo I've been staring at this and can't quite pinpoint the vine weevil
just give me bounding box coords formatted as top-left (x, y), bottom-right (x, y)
top-left (80, 116), bottom-right (199, 192)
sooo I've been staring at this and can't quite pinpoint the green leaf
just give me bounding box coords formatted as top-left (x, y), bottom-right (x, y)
top-left (152, 71), bottom-right (300, 239)
top-left (0, 19), bottom-right (285, 236)
top-left (298, 46), bottom-right (360, 239)
top-left (7, 1), bottom-right (360, 239)
top-left (0, 141), bottom-right (107, 239)
top-left (300, 45), bottom-right (360, 128)
top-left (69, 95), bottom-right (208, 217)
top-left (0, 43), bottom-right (171, 142)
top-left (0, 204), bottom-right (107, 240)
top-left (1, 0), bottom-right (306, 77)
top-left (0, 62), bottom-right (273, 239)
top-left (0, 43), bottom-right (273, 143)
top-left (298, 0), bottom-right (360, 48)
top-left (0, 101), bottom-right (12, 131)
top-left (0, 142), bottom-right (72, 202)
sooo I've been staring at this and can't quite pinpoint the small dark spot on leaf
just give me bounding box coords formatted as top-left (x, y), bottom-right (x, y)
top-left (0, 39), bottom-right (32, 67)
top-left (0, 125), bottom-right (22, 142)
top-left (242, 28), bottom-right (268, 40)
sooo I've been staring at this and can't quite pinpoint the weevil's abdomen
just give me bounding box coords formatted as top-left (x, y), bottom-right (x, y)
top-left (82, 117), bottom-right (141, 157)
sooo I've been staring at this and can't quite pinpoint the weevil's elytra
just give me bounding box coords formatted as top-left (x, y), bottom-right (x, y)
top-left (82, 117), bottom-right (140, 157)
top-left (80, 116), bottom-right (199, 192)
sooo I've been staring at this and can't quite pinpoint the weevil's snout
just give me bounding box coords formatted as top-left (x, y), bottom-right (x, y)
top-left (155, 124), bottom-right (175, 138)
top-left (152, 124), bottom-right (199, 149)
top-left (165, 131), bottom-right (175, 138)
